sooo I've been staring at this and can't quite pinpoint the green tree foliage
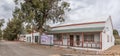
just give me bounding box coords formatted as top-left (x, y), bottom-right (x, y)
top-left (0, 19), bottom-right (4, 27)
top-left (113, 29), bottom-right (120, 39)
top-left (3, 7), bottom-right (24, 40)
top-left (113, 29), bottom-right (119, 35)
top-left (0, 29), bottom-right (2, 40)
top-left (3, 18), bottom-right (23, 40)
top-left (19, 0), bottom-right (70, 34)
top-left (25, 24), bottom-right (32, 33)
top-left (0, 19), bottom-right (4, 40)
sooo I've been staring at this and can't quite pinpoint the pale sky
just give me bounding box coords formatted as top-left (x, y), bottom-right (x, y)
top-left (0, 0), bottom-right (120, 34)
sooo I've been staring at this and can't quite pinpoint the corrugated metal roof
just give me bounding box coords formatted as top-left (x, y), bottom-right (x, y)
top-left (50, 17), bottom-right (108, 27)
top-left (49, 27), bottom-right (104, 33)
top-left (52, 21), bottom-right (105, 28)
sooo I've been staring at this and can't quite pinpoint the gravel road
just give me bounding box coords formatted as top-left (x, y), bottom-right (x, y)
top-left (0, 41), bottom-right (72, 56)
top-left (1, 41), bottom-right (120, 56)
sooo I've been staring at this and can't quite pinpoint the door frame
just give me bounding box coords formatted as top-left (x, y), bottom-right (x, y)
top-left (70, 35), bottom-right (74, 46)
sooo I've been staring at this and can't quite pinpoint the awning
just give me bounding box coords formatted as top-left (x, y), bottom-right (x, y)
top-left (48, 27), bottom-right (104, 33)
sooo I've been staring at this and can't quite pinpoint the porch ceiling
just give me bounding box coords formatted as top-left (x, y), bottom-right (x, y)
top-left (48, 27), bottom-right (104, 33)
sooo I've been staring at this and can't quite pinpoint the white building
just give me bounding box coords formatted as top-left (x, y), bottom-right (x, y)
top-left (48, 16), bottom-right (115, 51)
top-left (19, 16), bottom-right (115, 51)
top-left (19, 34), bottom-right (26, 42)
top-left (25, 32), bottom-right (40, 43)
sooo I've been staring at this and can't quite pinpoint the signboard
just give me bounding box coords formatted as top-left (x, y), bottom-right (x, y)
top-left (41, 35), bottom-right (53, 45)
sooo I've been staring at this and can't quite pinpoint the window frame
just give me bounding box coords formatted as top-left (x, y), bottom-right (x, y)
top-left (76, 35), bottom-right (80, 45)
top-left (84, 34), bottom-right (94, 42)
top-left (54, 34), bottom-right (62, 41)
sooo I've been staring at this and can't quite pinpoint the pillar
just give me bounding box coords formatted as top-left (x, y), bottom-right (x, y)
top-left (100, 32), bottom-right (102, 49)
top-left (82, 32), bottom-right (84, 47)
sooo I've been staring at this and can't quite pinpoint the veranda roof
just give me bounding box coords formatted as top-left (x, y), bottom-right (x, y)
top-left (49, 27), bottom-right (104, 33)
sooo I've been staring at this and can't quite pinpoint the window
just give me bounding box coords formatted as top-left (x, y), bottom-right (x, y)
top-left (107, 35), bottom-right (109, 42)
top-left (111, 36), bottom-right (112, 42)
top-left (76, 35), bottom-right (80, 45)
top-left (35, 36), bottom-right (38, 42)
top-left (84, 34), bottom-right (94, 42)
top-left (63, 34), bottom-right (67, 39)
top-left (76, 35), bottom-right (80, 41)
top-left (54, 34), bottom-right (62, 41)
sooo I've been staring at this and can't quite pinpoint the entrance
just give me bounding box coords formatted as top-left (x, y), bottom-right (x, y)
top-left (70, 35), bottom-right (74, 46)
top-left (35, 36), bottom-right (38, 43)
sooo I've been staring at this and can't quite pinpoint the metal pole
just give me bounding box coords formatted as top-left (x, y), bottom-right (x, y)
top-left (50, 35), bottom-right (52, 48)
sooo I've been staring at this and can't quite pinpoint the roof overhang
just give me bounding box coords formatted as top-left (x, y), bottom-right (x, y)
top-left (51, 21), bottom-right (105, 28)
top-left (48, 27), bottom-right (104, 33)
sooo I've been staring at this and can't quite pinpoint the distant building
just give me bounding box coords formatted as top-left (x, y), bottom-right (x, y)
top-left (19, 32), bottom-right (40, 43)
top-left (25, 32), bottom-right (40, 43)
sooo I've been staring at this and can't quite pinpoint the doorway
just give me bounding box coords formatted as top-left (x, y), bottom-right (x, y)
top-left (70, 35), bottom-right (74, 46)
top-left (35, 36), bottom-right (38, 43)
top-left (76, 35), bottom-right (80, 45)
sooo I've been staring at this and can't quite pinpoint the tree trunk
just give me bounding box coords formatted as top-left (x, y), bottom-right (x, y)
top-left (38, 28), bottom-right (43, 44)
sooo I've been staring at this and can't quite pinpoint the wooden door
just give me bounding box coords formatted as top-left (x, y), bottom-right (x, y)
top-left (70, 35), bottom-right (74, 46)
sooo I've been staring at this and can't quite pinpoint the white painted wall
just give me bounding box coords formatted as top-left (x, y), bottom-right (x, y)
top-left (19, 34), bottom-right (26, 41)
top-left (102, 18), bottom-right (115, 50)
top-left (62, 34), bottom-right (68, 45)
top-left (25, 32), bottom-right (40, 43)
top-left (94, 33), bottom-right (100, 42)
top-left (26, 34), bottom-right (32, 43)
top-left (19, 37), bottom-right (25, 41)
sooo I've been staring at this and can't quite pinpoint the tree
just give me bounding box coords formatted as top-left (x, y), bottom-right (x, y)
top-left (25, 24), bottom-right (32, 33)
top-left (3, 18), bottom-right (23, 40)
top-left (19, 0), bottom-right (70, 34)
top-left (113, 29), bottom-right (120, 39)
top-left (0, 19), bottom-right (4, 27)
top-left (113, 29), bottom-right (119, 35)
top-left (3, 7), bottom-right (24, 40)
top-left (0, 19), bottom-right (4, 40)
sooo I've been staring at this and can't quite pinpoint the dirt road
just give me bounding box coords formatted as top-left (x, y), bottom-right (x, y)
top-left (0, 41), bottom-right (73, 56)
top-left (1, 41), bottom-right (120, 56)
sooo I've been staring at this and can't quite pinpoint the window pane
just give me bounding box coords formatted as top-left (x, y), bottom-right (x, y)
top-left (84, 34), bottom-right (94, 42)
top-left (55, 34), bottom-right (62, 41)
top-left (76, 35), bottom-right (79, 41)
